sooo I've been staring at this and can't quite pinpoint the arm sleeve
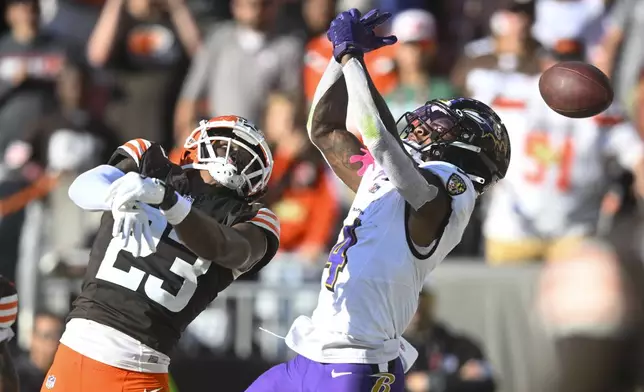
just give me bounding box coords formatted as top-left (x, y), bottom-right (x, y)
top-left (68, 164), bottom-right (125, 211)
top-left (342, 58), bottom-right (438, 210)
top-left (70, 139), bottom-right (151, 211)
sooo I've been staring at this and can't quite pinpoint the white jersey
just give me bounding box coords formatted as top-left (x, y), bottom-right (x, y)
top-left (285, 161), bottom-right (476, 368)
top-left (484, 76), bottom-right (644, 241)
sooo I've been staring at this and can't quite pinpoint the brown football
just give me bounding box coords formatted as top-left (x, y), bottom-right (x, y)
top-left (538, 61), bottom-right (614, 118)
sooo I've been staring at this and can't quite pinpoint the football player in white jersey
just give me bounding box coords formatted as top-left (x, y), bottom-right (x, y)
top-left (246, 9), bottom-right (511, 392)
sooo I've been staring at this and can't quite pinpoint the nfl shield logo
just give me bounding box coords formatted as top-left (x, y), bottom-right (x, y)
top-left (45, 375), bottom-right (56, 389)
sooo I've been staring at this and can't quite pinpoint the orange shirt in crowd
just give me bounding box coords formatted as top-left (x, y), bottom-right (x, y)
top-left (304, 34), bottom-right (398, 102)
top-left (267, 146), bottom-right (338, 252)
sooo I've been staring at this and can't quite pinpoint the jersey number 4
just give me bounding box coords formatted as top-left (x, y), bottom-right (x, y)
top-left (324, 218), bottom-right (361, 292)
top-left (96, 213), bottom-right (211, 312)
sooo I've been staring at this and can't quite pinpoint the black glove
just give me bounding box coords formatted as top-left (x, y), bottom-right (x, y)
top-left (140, 144), bottom-right (191, 197)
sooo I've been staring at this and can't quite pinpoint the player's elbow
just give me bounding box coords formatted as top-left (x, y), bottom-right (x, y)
top-left (68, 171), bottom-right (95, 210)
top-left (308, 102), bottom-right (341, 141)
top-left (307, 121), bottom-right (325, 144)
top-left (69, 165), bottom-right (122, 210)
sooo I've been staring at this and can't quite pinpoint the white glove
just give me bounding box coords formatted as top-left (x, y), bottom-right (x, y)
top-left (112, 202), bottom-right (156, 258)
top-left (106, 171), bottom-right (167, 211)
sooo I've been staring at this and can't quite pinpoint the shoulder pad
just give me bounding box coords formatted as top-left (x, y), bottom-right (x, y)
top-left (419, 162), bottom-right (477, 216)
top-left (108, 139), bottom-right (155, 168)
top-left (247, 207), bottom-right (280, 242)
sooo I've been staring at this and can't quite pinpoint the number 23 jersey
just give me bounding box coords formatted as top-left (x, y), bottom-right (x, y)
top-left (285, 160), bottom-right (476, 366)
top-left (68, 139), bottom-right (280, 355)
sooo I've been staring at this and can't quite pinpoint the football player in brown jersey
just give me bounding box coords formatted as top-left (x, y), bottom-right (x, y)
top-left (42, 115), bottom-right (280, 392)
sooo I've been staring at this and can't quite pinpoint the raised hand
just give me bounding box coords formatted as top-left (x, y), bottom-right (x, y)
top-left (326, 8), bottom-right (397, 62)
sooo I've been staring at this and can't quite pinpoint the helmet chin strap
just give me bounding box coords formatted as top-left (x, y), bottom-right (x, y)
top-left (403, 142), bottom-right (425, 165)
top-left (206, 161), bottom-right (245, 193)
top-left (403, 140), bottom-right (487, 189)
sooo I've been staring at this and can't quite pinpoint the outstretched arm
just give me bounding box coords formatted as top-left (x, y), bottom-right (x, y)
top-left (341, 53), bottom-right (451, 246)
top-left (341, 54), bottom-right (442, 211)
top-left (106, 172), bottom-right (270, 270)
top-left (158, 191), bottom-right (268, 270)
top-left (308, 58), bottom-right (365, 193)
top-left (68, 158), bottom-right (137, 211)
top-left (173, 207), bottom-right (268, 271)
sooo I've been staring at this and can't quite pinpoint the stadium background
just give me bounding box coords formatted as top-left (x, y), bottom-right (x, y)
top-left (0, 0), bottom-right (642, 391)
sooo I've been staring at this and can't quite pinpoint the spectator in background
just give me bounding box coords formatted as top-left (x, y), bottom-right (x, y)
top-left (450, 2), bottom-right (539, 101)
top-left (3, 61), bottom-right (117, 252)
top-left (483, 40), bottom-right (644, 265)
top-left (444, 3), bottom-right (540, 257)
top-left (15, 311), bottom-right (63, 392)
top-left (4, 62), bottom-right (116, 175)
top-left (449, 2), bottom-right (538, 185)
top-left (434, 0), bottom-right (533, 74)
top-left (87, 0), bottom-right (201, 147)
top-left (384, 9), bottom-right (455, 120)
top-left (0, 0), bottom-right (66, 156)
top-left (404, 289), bottom-right (495, 392)
top-left (531, 0), bottom-right (605, 50)
top-left (597, 0), bottom-right (644, 116)
top-left (174, 0), bottom-right (303, 143)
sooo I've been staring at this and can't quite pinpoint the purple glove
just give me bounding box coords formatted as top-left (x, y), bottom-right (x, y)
top-left (326, 8), bottom-right (397, 62)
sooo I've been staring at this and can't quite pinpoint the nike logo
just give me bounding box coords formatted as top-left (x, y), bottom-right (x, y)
top-left (331, 369), bottom-right (352, 378)
top-left (144, 388), bottom-right (162, 392)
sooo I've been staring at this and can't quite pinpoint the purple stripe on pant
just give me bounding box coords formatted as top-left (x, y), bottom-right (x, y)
top-left (245, 354), bottom-right (405, 392)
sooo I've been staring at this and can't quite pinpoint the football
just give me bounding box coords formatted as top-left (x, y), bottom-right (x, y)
top-left (538, 61), bottom-right (614, 118)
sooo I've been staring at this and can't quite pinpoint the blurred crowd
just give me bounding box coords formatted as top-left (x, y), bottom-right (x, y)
top-left (0, 0), bottom-right (644, 391)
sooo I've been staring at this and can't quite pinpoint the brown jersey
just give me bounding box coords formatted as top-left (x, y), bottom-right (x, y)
top-left (68, 139), bottom-right (280, 354)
